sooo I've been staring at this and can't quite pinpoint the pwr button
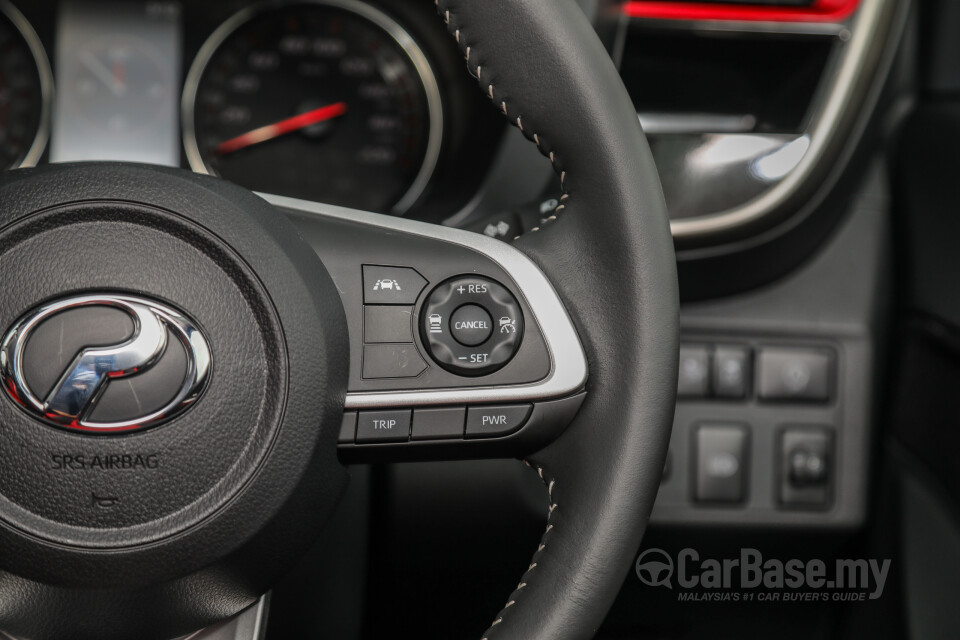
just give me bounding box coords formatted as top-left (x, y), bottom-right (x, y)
top-left (465, 404), bottom-right (533, 439)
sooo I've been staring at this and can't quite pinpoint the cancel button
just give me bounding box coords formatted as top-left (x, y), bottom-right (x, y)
top-left (449, 304), bottom-right (494, 347)
top-left (466, 404), bottom-right (533, 439)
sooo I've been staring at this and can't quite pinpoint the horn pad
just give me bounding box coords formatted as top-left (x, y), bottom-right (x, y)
top-left (0, 163), bottom-right (348, 640)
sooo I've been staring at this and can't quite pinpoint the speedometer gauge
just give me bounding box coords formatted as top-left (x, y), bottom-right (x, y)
top-left (0, 0), bottom-right (51, 170)
top-left (183, 0), bottom-right (442, 214)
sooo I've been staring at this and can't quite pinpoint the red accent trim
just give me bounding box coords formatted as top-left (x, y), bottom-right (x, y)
top-left (215, 102), bottom-right (348, 155)
top-left (622, 0), bottom-right (859, 23)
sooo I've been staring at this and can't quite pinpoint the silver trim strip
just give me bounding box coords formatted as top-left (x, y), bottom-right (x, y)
top-left (178, 595), bottom-right (269, 640)
top-left (262, 193), bottom-right (589, 409)
top-left (0, 0), bottom-right (53, 169)
top-left (0, 595), bottom-right (269, 640)
top-left (182, 0), bottom-right (443, 216)
top-left (622, 0), bottom-right (896, 242)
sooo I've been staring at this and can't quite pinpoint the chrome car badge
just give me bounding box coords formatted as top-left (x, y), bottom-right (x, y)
top-left (0, 294), bottom-right (211, 433)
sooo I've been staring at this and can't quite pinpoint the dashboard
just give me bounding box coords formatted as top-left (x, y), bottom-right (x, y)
top-left (1, 0), bottom-right (899, 252)
top-left (1, 0), bottom-right (505, 223)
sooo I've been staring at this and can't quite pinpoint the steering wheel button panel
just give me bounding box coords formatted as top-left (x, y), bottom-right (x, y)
top-left (362, 265), bottom-right (427, 304)
top-left (421, 276), bottom-right (524, 376)
top-left (465, 404), bottom-right (533, 439)
top-left (357, 409), bottom-right (412, 443)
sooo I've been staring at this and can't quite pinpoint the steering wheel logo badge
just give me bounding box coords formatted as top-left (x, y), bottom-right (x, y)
top-left (636, 548), bottom-right (674, 589)
top-left (0, 294), bottom-right (211, 433)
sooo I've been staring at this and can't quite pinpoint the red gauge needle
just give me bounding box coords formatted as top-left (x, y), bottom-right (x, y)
top-left (214, 102), bottom-right (348, 155)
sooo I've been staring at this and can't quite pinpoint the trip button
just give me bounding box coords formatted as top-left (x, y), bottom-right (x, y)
top-left (450, 304), bottom-right (493, 346)
top-left (465, 404), bottom-right (532, 439)
top-left (362, 265), bottom-right (427, 304)
top-left (357, 409), bottom-right (411, 443)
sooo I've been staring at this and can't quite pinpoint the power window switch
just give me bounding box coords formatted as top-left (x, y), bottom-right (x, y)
top-left (694, 424), bottom-right (749, 504)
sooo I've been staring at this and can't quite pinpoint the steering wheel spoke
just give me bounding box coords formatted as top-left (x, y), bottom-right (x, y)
top-left (270, 194), bottom-right (588, 463)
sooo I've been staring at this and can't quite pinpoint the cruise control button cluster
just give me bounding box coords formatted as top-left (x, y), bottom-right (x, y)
top-left (420, 276), bottom-right (524, 376)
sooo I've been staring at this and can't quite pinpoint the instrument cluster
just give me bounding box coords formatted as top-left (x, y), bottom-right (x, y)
top-left (1, 0), bottom-right (504, 219)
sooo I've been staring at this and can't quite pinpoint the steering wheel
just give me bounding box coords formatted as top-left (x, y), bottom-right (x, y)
top-left (0, 1), bottom-right (678, 639)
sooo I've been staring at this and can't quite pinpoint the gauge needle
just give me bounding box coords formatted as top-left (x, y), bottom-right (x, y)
top-left (214, 102), bottom-right (348, 156)
top-left (80, 50), bottom-right (127, 97)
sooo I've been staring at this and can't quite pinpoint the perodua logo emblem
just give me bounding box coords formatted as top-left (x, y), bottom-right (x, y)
top-left (0, 294), bottom-right (211, 433)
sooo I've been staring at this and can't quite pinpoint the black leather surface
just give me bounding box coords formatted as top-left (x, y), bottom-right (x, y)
top-left (435, 1), bottom-right (679, 638)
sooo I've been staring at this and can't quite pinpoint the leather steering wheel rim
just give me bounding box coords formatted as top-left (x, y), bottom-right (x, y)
top-left (433, 1), bottom-right (680, 638)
